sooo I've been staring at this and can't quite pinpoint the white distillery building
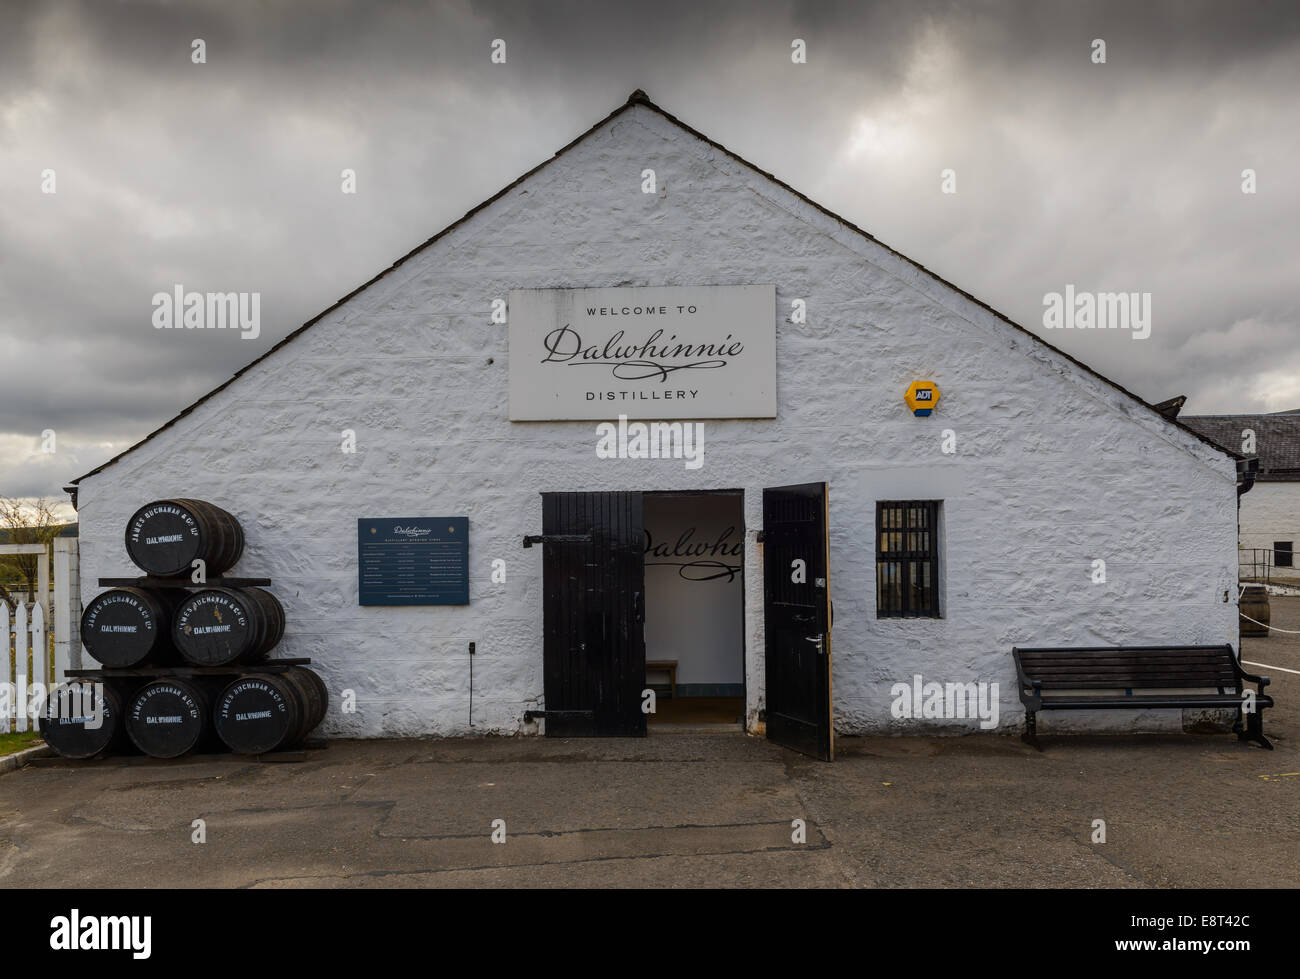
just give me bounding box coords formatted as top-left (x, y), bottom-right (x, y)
top-left (1180, 412), bottom-right (1300, 582)
top-left (67, 91), bottom-right (1243, 757)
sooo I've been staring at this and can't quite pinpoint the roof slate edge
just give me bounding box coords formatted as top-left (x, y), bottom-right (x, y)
top-left (1180, 414), bottom-right (1300, 476)
top-left (70, 89), bottom-right (1239, 486)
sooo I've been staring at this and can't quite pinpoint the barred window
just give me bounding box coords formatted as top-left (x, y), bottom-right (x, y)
top-left (876, 501), bottom-right (941, 618)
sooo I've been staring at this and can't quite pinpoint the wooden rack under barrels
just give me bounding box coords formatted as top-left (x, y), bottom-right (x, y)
top-left (97, 576), bottom-right (272, 588)
top-left (66, 658), bottom-right (313, 679)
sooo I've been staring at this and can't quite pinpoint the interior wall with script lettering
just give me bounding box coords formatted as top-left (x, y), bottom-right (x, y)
top-left (643, 493), bottom-right (744, 694)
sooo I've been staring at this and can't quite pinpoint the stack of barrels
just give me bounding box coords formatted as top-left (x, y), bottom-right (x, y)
top-left (40, 499), bottom-right (327, 760)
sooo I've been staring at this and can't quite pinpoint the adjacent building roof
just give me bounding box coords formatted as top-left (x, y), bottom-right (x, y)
top-left (1181, 414), bottom-right (1300, 481)
top-left (68, 89), bottom-right (1239, 491)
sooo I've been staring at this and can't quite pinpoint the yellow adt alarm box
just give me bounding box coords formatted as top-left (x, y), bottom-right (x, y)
top-left (905, 381), bottom-right (940, 417)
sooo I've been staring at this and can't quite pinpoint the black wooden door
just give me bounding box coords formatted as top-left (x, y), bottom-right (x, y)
top-left (762, 482), bottom-right (833, 760)
top-left (540, 491), bottom-right (646, 737)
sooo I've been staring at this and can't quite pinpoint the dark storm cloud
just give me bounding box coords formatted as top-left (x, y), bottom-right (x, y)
top-left (2, 0), bottom-right (1298, 503)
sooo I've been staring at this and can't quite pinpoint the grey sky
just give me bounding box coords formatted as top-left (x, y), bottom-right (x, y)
top-left (2, 0), bottom-right (1298, 504)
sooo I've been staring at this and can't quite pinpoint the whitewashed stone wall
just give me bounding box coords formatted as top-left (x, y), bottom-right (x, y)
top-left (75, 104), bottom-right (1240, 739)
top-left (1241, 482), bottom-right (1300, 580)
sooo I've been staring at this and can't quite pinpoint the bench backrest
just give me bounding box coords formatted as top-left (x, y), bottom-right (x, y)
top-left (1013, 645), bottom-right (1240, 690)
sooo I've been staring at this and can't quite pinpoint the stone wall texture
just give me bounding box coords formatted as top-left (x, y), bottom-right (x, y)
top-left (75, 103), bottom-right (1241, 739)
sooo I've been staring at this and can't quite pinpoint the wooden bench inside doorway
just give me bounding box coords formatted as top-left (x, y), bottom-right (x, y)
top-left (646, 660), bottom-right (677, 699)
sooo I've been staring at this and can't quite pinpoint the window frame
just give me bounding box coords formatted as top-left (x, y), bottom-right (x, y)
top-left (875, 500), bottom-right (942, 619)
top-left (1274, 541), bottom-right (1294, 569)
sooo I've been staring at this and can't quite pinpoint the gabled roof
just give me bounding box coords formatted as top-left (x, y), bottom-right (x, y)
top-left (69, 89), bottom-right (1237, 494)
top-left (1181, 415), bottom-right (1300, 481)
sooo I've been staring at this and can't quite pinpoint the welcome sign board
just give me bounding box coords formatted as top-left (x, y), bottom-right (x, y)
top-left (508, 285), bottom-right (776, 420)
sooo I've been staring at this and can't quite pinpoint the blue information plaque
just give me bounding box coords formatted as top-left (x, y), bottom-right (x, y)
top-left (357, 517), bottom-right (469, 606)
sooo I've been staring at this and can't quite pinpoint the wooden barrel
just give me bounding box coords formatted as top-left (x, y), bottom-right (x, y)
top-left (124, 499), bottom-right (244, 577)
top-left (172, 587), bottom-right (285, 666)
top-left (39, 680), bottom-right (127, 759)
top-left (1240, 584), bottom-right (1270, 638)
top-left (214, 667), bottom-right (326, 754)
top-left (125, 678), bottom-right (213, 758)
top-left (283, 666), bottom-right (328, 741)
top-left (80, 587), bottom-right (185, 668)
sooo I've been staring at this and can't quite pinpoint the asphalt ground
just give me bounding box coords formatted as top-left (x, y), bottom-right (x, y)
top-left (2, 600), bottom-right (1297, 889)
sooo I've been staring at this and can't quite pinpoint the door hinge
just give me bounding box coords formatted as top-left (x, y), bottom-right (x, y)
top-left (523, 709), bottom-right (595, 722)
top-left (523, 533), bottom-right (593, 548)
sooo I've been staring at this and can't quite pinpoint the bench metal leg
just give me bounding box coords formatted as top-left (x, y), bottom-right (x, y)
top-left (1021, 711), bottom-right (1042, 751)
top-left (1246, 709), bottom-right (1273, 750)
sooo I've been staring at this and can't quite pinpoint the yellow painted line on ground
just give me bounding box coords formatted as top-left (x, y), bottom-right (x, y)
top-left (1241, 660), bottom-right (1300, 676)
top-left (1257, 773), bottom-right (1300, 782)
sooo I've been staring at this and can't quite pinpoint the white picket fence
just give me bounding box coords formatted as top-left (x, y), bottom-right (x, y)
top-left (3, 600), bottom-right (51, 733)
top-left (3, 538), bottom-right (81, 734)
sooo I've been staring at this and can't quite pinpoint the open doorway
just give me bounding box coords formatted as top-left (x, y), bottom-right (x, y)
top-left (643, 490), bottom-right (745, 730)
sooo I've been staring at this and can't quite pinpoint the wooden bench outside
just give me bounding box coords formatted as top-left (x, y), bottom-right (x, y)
top-left (645, 660), bottom-right (677, 699)
top-left (1012, 644), bottom-right (1273, 750)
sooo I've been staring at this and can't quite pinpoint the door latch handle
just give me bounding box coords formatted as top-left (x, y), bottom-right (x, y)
top-left (804, 635), bottom-right (824, 653)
